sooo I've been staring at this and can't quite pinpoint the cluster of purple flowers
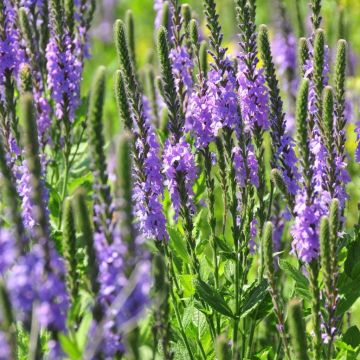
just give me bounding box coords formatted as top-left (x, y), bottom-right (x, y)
top-left (46, 26), bottom-right (82, 122)
top-left (133, 119), bottom-right (168, 242)
top-left (237, 62), bottom-right (270, 132)
top-left (163, 137), bottom-right (197, 219)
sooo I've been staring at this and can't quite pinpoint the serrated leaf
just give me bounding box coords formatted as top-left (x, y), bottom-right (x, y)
top-left (59, 334), bottom-right (82, 360)
top-left (194, 279), bottom-right (234, 318)
top-left (278, 259), bottom-right (311, 300)
top-left (76, 312), bottom-right (93, 350)
top-left (343, 326), bottom-right (360, 349)
top-left (240, 279), bottom-right (268, 319)
top-left (179, 275), bottom-right (195, 297)
top-left (336, 273), bottom-right (360, 316)
top-left (345, 238), bottom-right (360, 280)
top-left (168, 226), bottom-right (190, 262)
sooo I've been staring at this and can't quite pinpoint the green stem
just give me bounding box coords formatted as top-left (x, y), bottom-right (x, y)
top-left (170, 289), bottom-right (195, 360)
top-left (309, 261), bottom-right (322, 360)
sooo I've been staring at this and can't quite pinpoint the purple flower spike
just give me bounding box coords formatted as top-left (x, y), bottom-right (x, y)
top-left (232, 145), bottom-right (259, 187)
top-left (237, 62), bottom-right (270, 132)
top-left (46, 35), bottom-right (82, 121)
top-left (170, 46), bottom-right (193, 95)
top-left (163, 137), bottom-right (197, 219)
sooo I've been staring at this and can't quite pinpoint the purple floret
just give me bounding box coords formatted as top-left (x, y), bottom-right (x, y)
top-left (163, 137), bottom-right (197, 219)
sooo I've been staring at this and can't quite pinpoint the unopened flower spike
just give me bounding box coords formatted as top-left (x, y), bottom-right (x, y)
top-left (298, 38), bottom-right (309, 78)
top-left (258, 25), bottom-right (299, 198)
top-left (125, 10), bottom-right (136, 70)
top-left (145, 66), bottom-right (160, 126)
top-left (157, 26), bottom-right (184, 142)
top-left (116, 131), bottom-right (136, 252)
top-left (295, 79), bottom-right (310, 172)
top-left (313, 29), bottom-right (326, 127)
top-left (115, 19), bottom-right (168, 242)
top-left (114, 70), bottom-right (133, 130)
top-left (21, 93), bottom-right (49, 241)
top-left (64, 0), bottom-right (75, 37)
top-left (72, 190), bottom-right (100, 300)
top-left (62, 197), bottom-right (79, 304)
top-left (87, 66), bottom-right (113, 241)
top-left (319, 216), bottom-right (331, 292)
top-left (335, 40), bottom-right (347, 159)
top-left (199, 40), bottom-right (208, 77)
top-left (310, 0), bottom-right (322, 31)
top-left (19, 64), bottom-right (33, 94)
top-left (288, 299), bottom-right (309, 360)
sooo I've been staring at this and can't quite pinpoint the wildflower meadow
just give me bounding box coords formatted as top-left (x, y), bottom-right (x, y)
top-left (1, 0), bottom-right (360, 359)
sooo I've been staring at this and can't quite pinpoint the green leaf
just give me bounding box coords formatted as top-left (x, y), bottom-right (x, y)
top-left (278, 259), bottom-right (311, 300)
top-left (179, 275), bottom-right (195, 297)
top-left (59, 334), bottom-right (82, 360)
top-left (336, 273), bottom-right (360, 316)
top-left (240, 279), bottom-right (269, 319)
top-left (68, 172), bottom-right (93, 195)
top-left (194, 279), bottom-right (234, 318)
top-left (343, 326), bottom-right (360, 349)
top-left (76, 312), bottom-right (93, 350)
top-left (168, 226), bottom-right (189, 262)
top-left (345, 238), bottom-right (360, 280)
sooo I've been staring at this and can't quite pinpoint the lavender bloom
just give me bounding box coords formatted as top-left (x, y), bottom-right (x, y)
top-left (207, 67), bottom-right (240, 135)
top-left (232, 145), bottom-right (259, 187)
top-left (7, 245), bottom-right (69, 331)
top-left (249, 218), bottom-right (258, 253)
top-left (15, 157), bottom-right (49, 233)
top-left (278, 135), bottom-right (300, 196)
top-left (46, 33), bottom-right (82, 121)
top-left (154, 0), bottom-right (173, 30)
top-left (0, 331), bottom-right (10, 360)
top-left (133, 123), bottom-right (168, 242)
top-left (356, 125), bottom-right (360, 162)
top-left (170, 46), bottom-right (193, 95)
top-left (0, 229), bottom-right (17, 274)
top-left (186, 84), bottom-right (215, 149)
top-left (291, 190), bottom-right (322, 262)
top-left (0, 1), bottom-right (26, 83)
top-left (163, 137), bottom-right (197, 219)
top-left (303, 45), bottom-right (330, 116)
top-left (271, 32), bottom-right (298, 97)
top-left (237, 61), bottom-right (270, 131)
top-left (91, 228), bottom-right (151, 357)
top-left (92, 0), bottom-right (117, 42)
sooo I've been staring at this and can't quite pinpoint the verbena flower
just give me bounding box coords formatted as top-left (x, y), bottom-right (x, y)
top-left (46, 33), bottom-right (82, 121)
top-left (237, 61), bottom-right (269, 132)
top-left (0, 228), bottom-right (17, 274)
top-left (0, 1), bottom-right (26, 83)
top-left (207, 67), bottom-right (240, 135)
top-left (7, 245), bottom-right (69, 332)
top-left (15, 157), bottom-right (49, 233)
top-left (133, 122), bottom-right (168, 242)
top-left (0, 331), bottom-right (11, 360)
top-left (169, 46), bottom-right (193, 95)
top-left (232, 145), bottom-right (259, 187)
top-left (91, 225), bottom-right (151, 357)
top-left (186, 83), bottom-right (215, 149)
top-left (291, 190), bottom-right (323, 262)
top-left (271, 32), bottom-right (297, 96)
top-left (163, 137), bottom-right (197, 219)
top-left (278, 135), bottom-right (300, 195)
